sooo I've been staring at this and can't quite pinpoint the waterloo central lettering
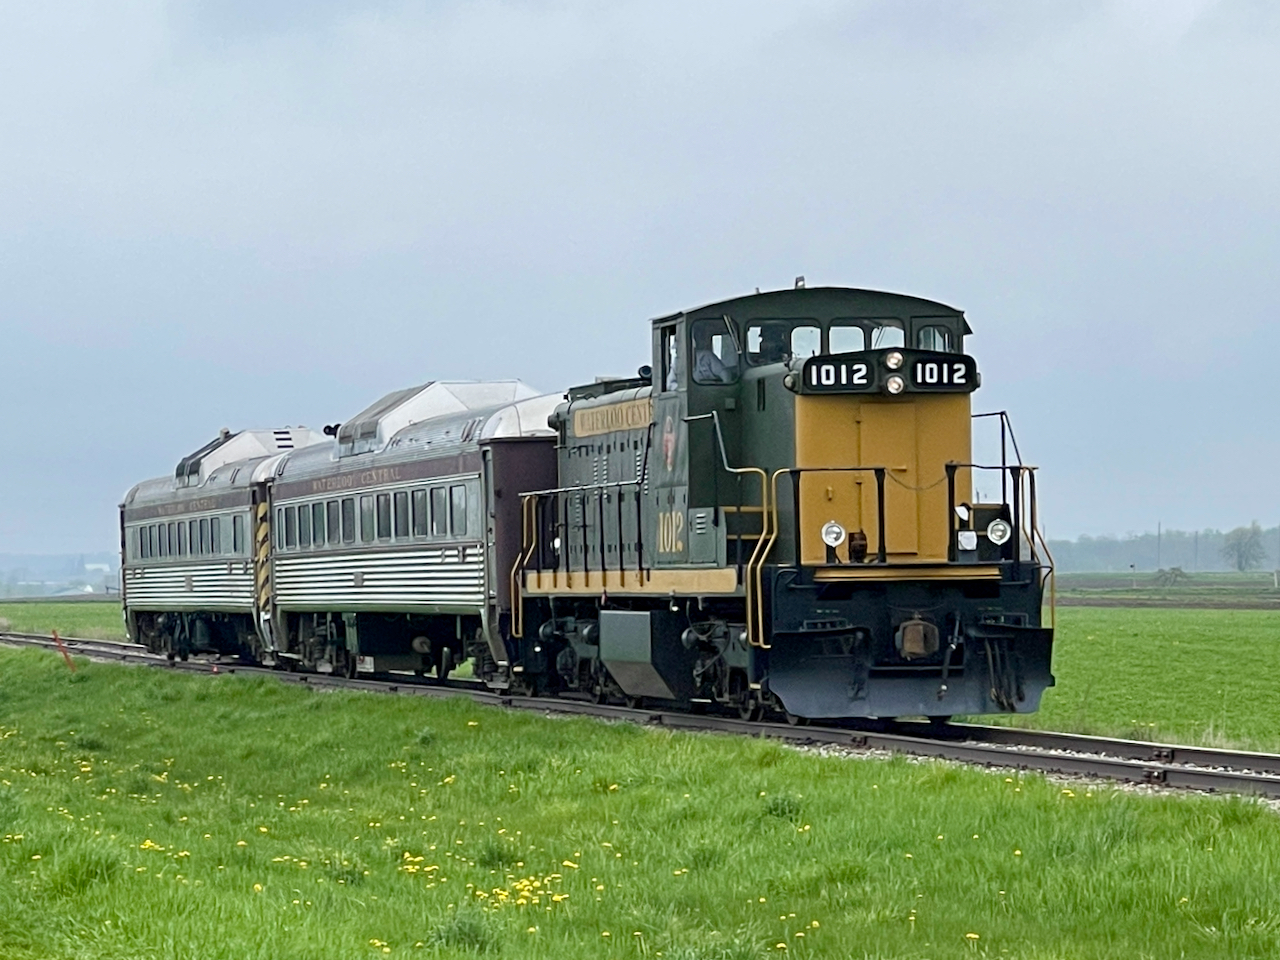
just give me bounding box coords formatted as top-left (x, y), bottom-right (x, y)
top-left (156, 498), bottom-right (217, 517)
top-left (573, 398), bottom-right (653, 438)
top-left (309, 467), bottom-right (406, 494)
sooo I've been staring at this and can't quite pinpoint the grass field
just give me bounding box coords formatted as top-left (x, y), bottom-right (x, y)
top-left (1055, 571), bottom-right (1280, 608)
top-left (989, 607), bottom-right (1280, 753)
top-left (6, 601), bottom-right (1280, 752)
top-left (0, 601), bottom-right (126, 641)
top-left (4, 647), bottom-right (1280, 960)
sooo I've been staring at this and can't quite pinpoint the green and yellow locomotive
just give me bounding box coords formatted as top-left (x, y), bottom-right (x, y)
top-left (121, 285), bottom-right (1051, 721)
top-left (510, 285), bottom-right (1053, 720)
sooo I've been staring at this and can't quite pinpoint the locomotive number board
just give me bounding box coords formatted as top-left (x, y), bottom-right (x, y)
top-left (797, 350), bottom-right (979, 395)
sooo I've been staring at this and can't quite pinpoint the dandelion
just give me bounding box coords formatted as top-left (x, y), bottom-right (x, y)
top-left (810, 921), bottom-right (819, 928)
top-left (966, 933), bottom-right (980, 940)
top-left (253, 884), bottom-right (263, 892)
top-left (1014, 849), bottom-right (1022, 857)
top-left (236, 841), bottom-right (247, 847)
top-left (601, 931), bottom-right (611, 938)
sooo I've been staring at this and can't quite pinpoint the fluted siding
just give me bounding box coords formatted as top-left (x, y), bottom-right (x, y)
top-left (123, 560), bottom-right (255, 612)
top-left (273, 544), bottom-right (486, 612)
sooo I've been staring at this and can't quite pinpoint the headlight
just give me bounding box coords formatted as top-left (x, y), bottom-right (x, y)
top-left (886, 375), bottom-right (905, 395)
top-left (957, 530), bottom-right (978, 551)
top-left (986, 519), bottom-right (1012, 545)
top-left (885, 351), bottom-right (904, 370)
top-left (820, 520), bottom-right (847, 548)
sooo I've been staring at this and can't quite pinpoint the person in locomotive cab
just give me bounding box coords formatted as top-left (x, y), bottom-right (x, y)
top-left (756, 323), bottom-right (790, 364)
top-left (692, 322), bottom-right (738, 384)
top-left (665, 332), bottom-right (680, 391)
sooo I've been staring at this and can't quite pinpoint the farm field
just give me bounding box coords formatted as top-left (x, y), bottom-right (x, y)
top-left (0, 601), bottom-right (126, 641)
top-left (3, 647), bottom-right (1280, 960)
top-left (6, 601), bottom-right (1280, 752)
top-left (985, 607), bottom-right (1280, 753)
top-left (1055, 570), bottom-right (1280, 608)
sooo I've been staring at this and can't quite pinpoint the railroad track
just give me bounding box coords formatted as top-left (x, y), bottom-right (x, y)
top-left (6, 630), bottom-right (1280, 799)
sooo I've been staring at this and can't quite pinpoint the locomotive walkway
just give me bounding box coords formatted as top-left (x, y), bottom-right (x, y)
top-left (5, 630), bottom-right (1280, 801)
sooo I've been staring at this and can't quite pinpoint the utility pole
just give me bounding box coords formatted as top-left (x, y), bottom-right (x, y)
top-left (1157, 521), bottom-right (1161, 570)
top-left (1194, 530), bottom-right (1198, 572)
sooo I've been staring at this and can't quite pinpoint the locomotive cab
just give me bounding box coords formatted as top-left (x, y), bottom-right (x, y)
top-left (515, 286), bottom-right (1053, 720)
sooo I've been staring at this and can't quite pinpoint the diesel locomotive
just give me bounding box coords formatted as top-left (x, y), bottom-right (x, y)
top-left (121, 286), bottom-right (1054, 720)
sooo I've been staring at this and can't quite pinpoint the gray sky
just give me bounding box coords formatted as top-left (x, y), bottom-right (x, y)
top-left (3, 0), bottom-right (1278, 553)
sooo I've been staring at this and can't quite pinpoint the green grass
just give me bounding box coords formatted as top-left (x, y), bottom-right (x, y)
top-left (4, 648), bottom-right (1280, 959)
top-left (0, 601), bottom-right (126, 641)
top-left (1055, 571), bottom-right (1280, 607)
top-left (991, 607), bottom-right (1280, 752)
top-left (2, 601), bottom-right (1279, 751)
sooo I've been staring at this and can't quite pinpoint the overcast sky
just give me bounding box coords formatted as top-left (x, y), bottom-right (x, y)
top-left (2, 0), bottom-right (1278, 553)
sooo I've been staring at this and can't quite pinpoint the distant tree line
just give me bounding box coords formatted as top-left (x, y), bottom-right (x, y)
top-left (1047, 522), bottom-right (1280, 573)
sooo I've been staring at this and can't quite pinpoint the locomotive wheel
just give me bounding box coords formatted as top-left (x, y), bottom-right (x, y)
top-left (784, 710), bottom-right (808, 727)
top-left (343, 653), bottom-right (357, 679)
top-left (738, 697), bottom-right (763, 722)
top-left (624, 695), bottom-right (644, 710)
top-left (438, 647), bottom-right (454, 682)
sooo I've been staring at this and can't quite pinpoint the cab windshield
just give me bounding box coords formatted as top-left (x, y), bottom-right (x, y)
top-left (743, 319), bottom-right (821, 365)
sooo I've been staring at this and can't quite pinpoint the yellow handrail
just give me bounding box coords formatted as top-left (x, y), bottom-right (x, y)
top-left (746, 469), bottom-right (790, 649)
top-left (509, 494), bottom-right (540, 639)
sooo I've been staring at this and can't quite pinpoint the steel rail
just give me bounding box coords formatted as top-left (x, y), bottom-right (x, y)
top-left (5, 631), bottom-right (1280, 799)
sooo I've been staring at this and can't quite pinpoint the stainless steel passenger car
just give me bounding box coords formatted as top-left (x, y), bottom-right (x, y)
top-left (263, 381), bottom-right (561, 677)
top-left (120, 428), bottom-right (327, 659)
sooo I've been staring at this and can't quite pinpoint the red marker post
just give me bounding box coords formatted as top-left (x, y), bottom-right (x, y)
top-left (51, 630), bottom-right (77, 673)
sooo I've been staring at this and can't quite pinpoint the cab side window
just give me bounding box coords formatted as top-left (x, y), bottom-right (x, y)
top-left (690, 319), bottom-right (740, 385)
top-left (660, 326), bottom-right (680, 392)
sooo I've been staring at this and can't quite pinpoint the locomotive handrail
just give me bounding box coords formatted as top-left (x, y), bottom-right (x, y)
top-left (944, 462), bottom-right (1045, 574)
top-left (772, 466), bottom-right (890, 566)
top-left (685, 412), bottom-right (772, 648)
top-left (513, 481), bottom-right (632, 637)
top-left (972, 411), bottom-right (1024, 502)
top-left (509, 493), bottom-right (540, 639)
